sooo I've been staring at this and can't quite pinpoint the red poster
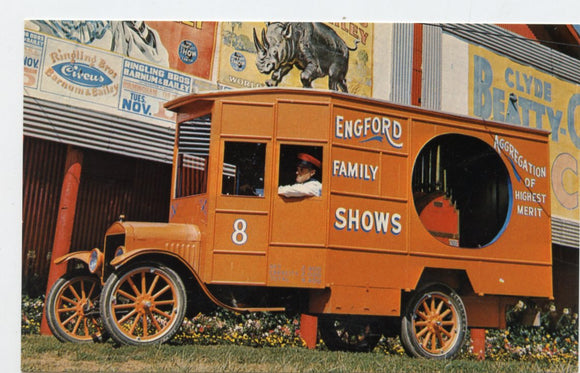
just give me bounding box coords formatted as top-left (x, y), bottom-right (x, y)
top-left (147, 21), bottom-right (217, 80)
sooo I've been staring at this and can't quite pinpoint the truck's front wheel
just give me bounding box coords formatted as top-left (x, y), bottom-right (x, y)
top-left (100, 262), bottom-right (187, 345)
top-left (46, 273), bottom-right (105, 343)
top-left (400, 284), bottom-right (467, 359)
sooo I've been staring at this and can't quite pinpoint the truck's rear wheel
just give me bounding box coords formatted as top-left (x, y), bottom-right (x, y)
top-left (46, 273), bottom-right (105, 343)
top-left (100, 262), bottom-right (186, 345)
top-left (319, 315), bottom-right (382, 352)
top-left (400, 284), bottom-right (467, 359)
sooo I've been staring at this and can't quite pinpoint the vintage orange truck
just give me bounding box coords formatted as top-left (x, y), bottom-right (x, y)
top-left (46, 88), bottom-right (552, 359)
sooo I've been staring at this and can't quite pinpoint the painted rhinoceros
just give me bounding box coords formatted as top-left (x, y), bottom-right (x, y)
top-left (253, 22), bottom-right (358, 92)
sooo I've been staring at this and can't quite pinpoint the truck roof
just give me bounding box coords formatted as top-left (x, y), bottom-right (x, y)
top-left (164, 87), bottom-right (551, 138)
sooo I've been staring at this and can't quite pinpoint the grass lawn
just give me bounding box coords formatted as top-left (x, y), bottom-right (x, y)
top-left (21, 335), bottom-right (578, 373)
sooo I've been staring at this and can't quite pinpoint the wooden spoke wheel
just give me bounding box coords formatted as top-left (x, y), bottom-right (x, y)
top-left (401, 284), bottom-right (467, 359)
top-left (100, 262), bottom-right (186, 345)
top-left (46, 274), bottom-right (105, 343)
top-left (319, 315), bottom-right (382, 352)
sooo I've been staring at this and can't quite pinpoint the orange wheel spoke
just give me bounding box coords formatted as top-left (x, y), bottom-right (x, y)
top-left (147, 274), bottom-right (160, 295)
top-left (68, 285), bottom-right (81, 302)
top-left (440, 327), bottom-right (454, 338)
top-left (72, 315), bottom-right (82, 335)
top-left (83, 318), bottom-right (90, 336)
top-left (86, 282), bottom-right (97, 300)
top-left (113, 303), bottom-right (137, 310)
top-left (117, 289), bottom-right (137, 302)
top-left (153, 299), bottom-right (176, 307)
top-left (152, 284), bottom-right (171, 300)
top-left (118, 308), bottom-right (138, 325)
top-left (142, 313), bottom-right (148, 337)
top-left (148, 310), bottom-right (163, 331)
top-left (416, 310), bottom-right (428, 320)
top-left (59, 295), bottom-right (77, 305)
top-left (435, 330), bottom-right (445, 347)
top-left (422, 331), bottom-right (432, 348)
top-left (416, 326), bottom-right (429, 338)
top-left (129, 314), bottom-right (141, 336)
top-left (127, 277), bottom-right (141, 297)
top-left (414, 320), bottom-right (428, 327)
top-left (435, 299), bottom-right (445, 314)
top-left (440, 309), bottom-right (452, 319)
top-left (421, 300), bottom-right (430, 314)
top-left (57, 306), bottom-right (77, 313)
top-left (151, 307), bottom-right (172, 320)
top-left (141, 272), bottom-right (148, 295)
top-left (440, 320), bottom-right (455, 326)
top-left (80, 280), bottom-right (87, 299)
top-left (431, 332), bottom-right (438, 351)
top-left (62, 312), bottom-right (79, 326)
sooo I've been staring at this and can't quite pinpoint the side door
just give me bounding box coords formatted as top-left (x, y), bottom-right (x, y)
top-left (211, 140), bottom-right (272, 285)
top-left (269, 143), bottom-right (327, 288)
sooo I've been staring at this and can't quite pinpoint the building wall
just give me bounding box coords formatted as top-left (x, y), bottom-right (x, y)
top-left (22, 138), bottom-right (171, 296)
top-left (441, 32), bottom-right (469, 115)
top-left (438, 25), bottom-right (579, 248)
top-left (22, 137), bottom-right (67, 296)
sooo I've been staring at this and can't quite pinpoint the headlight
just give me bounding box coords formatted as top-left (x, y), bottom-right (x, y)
top-left (115, 246), bottom-right (126, 257)
top-left (88, 248), bottom-right (103, 273)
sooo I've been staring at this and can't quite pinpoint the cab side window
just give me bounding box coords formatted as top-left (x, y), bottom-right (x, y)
top-left (278, 144), bottom-right (323, 198)
top-left (222, 142), bottom-right (266, 197)
top-left (175, 116), bottom-right (211, 198)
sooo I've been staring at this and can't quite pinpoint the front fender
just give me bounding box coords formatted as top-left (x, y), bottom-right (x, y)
top-left (109, 248), bottom-right (177, 267)
top-left (54, 251), bottom-right (92, 266)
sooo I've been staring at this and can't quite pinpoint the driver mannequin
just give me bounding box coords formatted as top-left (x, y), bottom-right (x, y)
top-left (278, 153), bottom-right (322, 197)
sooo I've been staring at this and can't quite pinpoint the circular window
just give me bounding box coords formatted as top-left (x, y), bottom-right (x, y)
top-left (412, 134), bottom-right (511, 248)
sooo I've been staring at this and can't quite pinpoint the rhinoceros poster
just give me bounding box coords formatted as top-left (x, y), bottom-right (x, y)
top-left (218, 22), bottom-right (373, 96)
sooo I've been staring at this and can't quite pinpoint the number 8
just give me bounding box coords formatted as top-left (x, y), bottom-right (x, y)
top-left (231, 218), bottom-right (248, 245)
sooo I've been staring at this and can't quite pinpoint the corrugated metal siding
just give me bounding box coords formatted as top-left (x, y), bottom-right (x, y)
top-left (422, 24), bottom-right (442, 111)
top-left (552, 217), bottom-right (580, 249)
top-left (22, 137), bottom-right (67, 296)
top-left (438, 23), bottom-right (580, 84)
top-left (179, 116), bottom-right (212, 156)
top-left (22, 138), bottom-right (172, 296)
top-left (70, 148), bottom-right (172, 252)
top-left (391, 23), bottom-right (414, 105)
top-left (23, 96), bottom-right (175, 164)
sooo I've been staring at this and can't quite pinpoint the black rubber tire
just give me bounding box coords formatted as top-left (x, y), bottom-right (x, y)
top-left (45, 273), bottom-right (106, 343)
top-left (319, 315), bottom-right (382, 352)
top-left (100, 262), bottom-right (187, 346)
top-left (400, 283), bottom-right (467, 359)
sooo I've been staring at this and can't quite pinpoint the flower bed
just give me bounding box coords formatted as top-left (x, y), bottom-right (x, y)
top-left (21, 296), bottom-right (44, 336)
top-left (173, 309), bottom-right (306, 348)
top-left (22, 296), bottom-right (578, 363)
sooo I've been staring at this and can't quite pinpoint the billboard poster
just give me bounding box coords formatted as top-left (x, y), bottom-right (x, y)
top-left (23, 21), bottom-right (219, 125)
top-left (468, 44), bottom-right (580, 223)
top-left (39, 36), bottom-right (123, 108)
top-left (218, 22), bottom-right (373, 97)
top-left (23, 30), bottom-right (45, 89)
top-left (145, 21), bottom-right (217, 80)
